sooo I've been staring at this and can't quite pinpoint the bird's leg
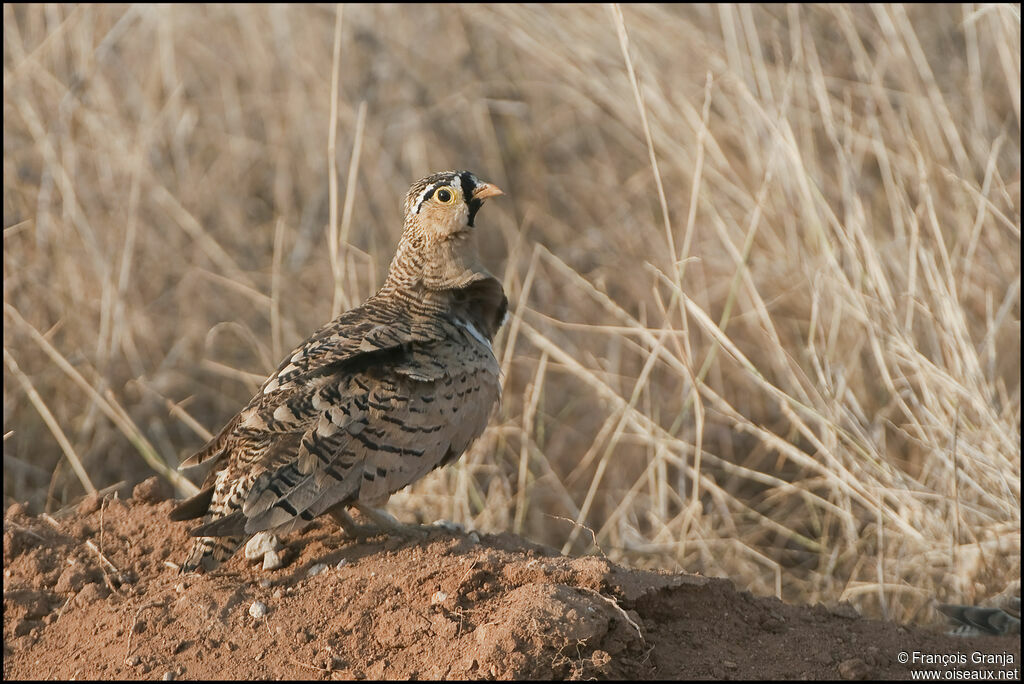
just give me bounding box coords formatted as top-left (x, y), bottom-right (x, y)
top-left (327, 505), bottom-right (383, 540)
top-left (326, 503), bottom-right (429, 540)
top-left (353, 503), bottom-right (430, 539)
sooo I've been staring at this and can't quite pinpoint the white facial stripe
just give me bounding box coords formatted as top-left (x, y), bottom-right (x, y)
top-left (412, 174), bottom-right (466, 214)
top-left (412, 184), bottom-right (437, 215)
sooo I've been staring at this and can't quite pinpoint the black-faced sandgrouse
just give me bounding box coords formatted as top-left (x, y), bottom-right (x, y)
top-left (171, 170), bottom-right (507, 572)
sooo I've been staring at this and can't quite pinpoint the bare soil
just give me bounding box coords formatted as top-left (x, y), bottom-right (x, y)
top-left (4, 479), bottom-right (1019, 680)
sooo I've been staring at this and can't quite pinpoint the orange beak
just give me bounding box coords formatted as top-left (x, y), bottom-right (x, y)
top-left (471, 182), bottom-right (504, 201)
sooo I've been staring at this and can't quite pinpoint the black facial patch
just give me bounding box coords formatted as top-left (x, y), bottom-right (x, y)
top-left (460, 171), bottom-right (482, 227)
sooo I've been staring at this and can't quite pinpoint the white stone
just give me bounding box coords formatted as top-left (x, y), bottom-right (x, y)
top-left (245, 532), bottom-right (280, 560)
top-left (249, 601), bottom-right (269, 619)
top-left (261, 550), bottom-right (283, 571)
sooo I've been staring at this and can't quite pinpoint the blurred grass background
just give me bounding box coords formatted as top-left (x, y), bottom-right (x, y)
top-left (3, 3), bottom-right (1020, 625)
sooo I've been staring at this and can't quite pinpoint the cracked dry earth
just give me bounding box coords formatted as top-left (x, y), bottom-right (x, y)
top-left (4, 479), bottom-right (1020, 680)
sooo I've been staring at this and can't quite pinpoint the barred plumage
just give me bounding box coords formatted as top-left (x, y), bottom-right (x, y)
top-left (171, 171), bottom-right (507, 572)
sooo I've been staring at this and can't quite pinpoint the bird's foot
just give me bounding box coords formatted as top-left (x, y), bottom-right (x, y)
top-left (329, 505), bottom-right (430, 540)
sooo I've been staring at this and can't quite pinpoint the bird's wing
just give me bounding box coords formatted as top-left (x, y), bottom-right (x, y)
top-left (189, 335), bottom-right (499, 538)
top-left (170, 304), bottom-right (449, 528)
top-left (178, 302), bottom-right (440, 471)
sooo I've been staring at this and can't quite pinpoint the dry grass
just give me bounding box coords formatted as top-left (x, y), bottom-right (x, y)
top-left (3, 4), bottom-right (1019, 624)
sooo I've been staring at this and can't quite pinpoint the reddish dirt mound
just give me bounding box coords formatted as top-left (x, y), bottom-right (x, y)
top-left (4, 480), bottom-right (1019, 680)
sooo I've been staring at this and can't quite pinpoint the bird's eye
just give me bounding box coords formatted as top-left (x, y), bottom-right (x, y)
top-left (435, 188), bottom-right (455, 204)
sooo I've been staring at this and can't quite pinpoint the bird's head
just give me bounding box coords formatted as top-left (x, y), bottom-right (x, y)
top-left (402, 170), bottom-right (503, 241)
top-left (386, 170), bottom-right (504, 292)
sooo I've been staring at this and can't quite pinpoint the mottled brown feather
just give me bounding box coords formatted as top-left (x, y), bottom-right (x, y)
top-left (174, 170), bottom-right (507, 572)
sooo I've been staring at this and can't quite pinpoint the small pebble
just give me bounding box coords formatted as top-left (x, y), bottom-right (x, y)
top-left (258, 578), bottom-right (272, 588)
top-left (335, 559), bottom-right (349, 569)
top-left (125, 655), bottom-right (141, 667)
top-left (162, 671), bottom-right (175, 681)
top-left (307, 563), bottom-right (328, 577)
top-left (468, 531), bottom-right (480, 543)
top-left (249, 601), bottom-right (269, 619)
top-left (262, 549), bottom-right (283, 571)
top-left (838, 657), bottom-right (872, 679)
top-left (6, 502), bottom-right (28, 518)
top-left (245, 532), bottom-right (280, 560)
top-left (431, 591), bottom-right (448, 605)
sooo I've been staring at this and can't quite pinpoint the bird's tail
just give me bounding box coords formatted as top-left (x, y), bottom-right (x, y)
top-left (175, 470), bottom-right (256, 573)
top-left (180, 535), bottom-right (245, 573)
